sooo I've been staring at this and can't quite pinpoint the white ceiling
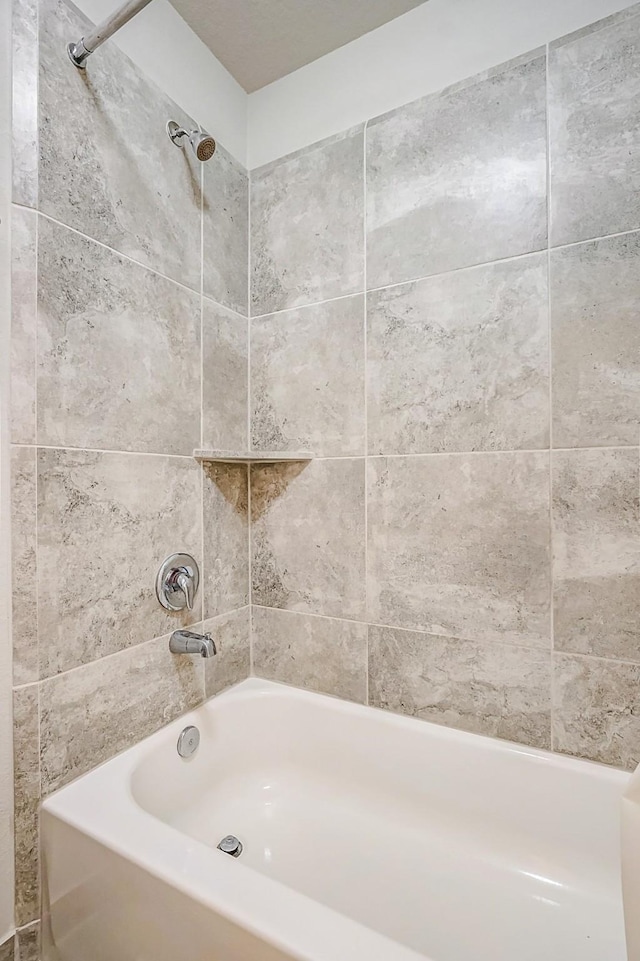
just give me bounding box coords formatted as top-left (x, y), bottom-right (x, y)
top-left (169, 0), bottom-right (429, 92)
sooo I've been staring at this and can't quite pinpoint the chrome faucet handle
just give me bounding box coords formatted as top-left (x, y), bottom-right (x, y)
top-left (156, 553), bottom-right (200, 612)
top-left (175, 569), bottom-right (194, 611)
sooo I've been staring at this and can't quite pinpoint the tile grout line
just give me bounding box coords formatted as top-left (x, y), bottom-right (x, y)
top-left (546, 43), bottom-right (556, 754)
top-left (199, 158), bottom-right (206, 702)
top-left (363, 121), bottom-right (369, 706)
top-left (247, 170), bottom-right (254, 677)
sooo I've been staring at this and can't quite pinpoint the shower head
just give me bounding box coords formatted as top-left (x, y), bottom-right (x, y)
top-left (167, 120), bottom-right (216, 162)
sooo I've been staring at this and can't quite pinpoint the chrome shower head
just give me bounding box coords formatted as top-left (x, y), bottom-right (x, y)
top-left (167, 120), bottom-right (216, 162)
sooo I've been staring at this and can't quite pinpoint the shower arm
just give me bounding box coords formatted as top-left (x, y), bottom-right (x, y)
top-left (67, 0), bottom-right (153, 68)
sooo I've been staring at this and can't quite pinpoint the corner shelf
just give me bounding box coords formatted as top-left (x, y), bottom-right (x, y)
top-left (193, 449), bottom-right (314, 465)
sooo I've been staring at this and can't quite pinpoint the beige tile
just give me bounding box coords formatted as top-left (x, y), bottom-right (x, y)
top-left (368, 453), bottom-right (551, 647)
top-left (13, 686), bottom-right (40, 926)
top-left (203, 607), bottom-right (250, 697)
top-left (367, 255), bottom-right (549, 454)
top-left (551, 233), bottom-right (640, 448)
top-left (202, 463), bottom-right (249, 618)
top-left (251, 295), bottom-right (365, 457)
top-left (40, 632), bottom-right (204, 794)
top-left (252, 607), bottom-right (367, 703)
top-left (16, 921), bottom-right (39, 961)
top-left (251, 459), bottom-right (366, 620)
top-left (369, 626), bottom-right (551, 748)
top-left (0, 937), bottom-right (13, 961)
top-left (203, 144), bottom-right (248, 315)
top-left (37, 217), bottom-right (201, 455)
top-left (37, 450), bottom-right (202, 678)
top-left (11, 447), bottom-right (37, 686)
top-left (12, 0), bottom-right (37, 207)
top-left (251, 127), bottom-right (365, 314)
top-left (553, 653), bottom-right (640, 769)
top-left (553, 448), bottom-right (640, 661)
top-left (11, 207), bottom-right (37, 445)
top-left (202, 301), bottom-right (248, 452)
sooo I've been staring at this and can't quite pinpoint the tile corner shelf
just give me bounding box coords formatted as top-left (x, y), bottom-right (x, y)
top-left (193, 449), bottom-right (314, 465)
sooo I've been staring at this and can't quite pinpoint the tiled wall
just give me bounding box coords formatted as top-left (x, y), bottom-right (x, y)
top-left (248, 10), bottom-right (640, 768)
top-left (9, 0), bottom-right (250, 948)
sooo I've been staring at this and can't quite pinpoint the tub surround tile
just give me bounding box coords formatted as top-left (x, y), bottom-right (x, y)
top-left (203, 608), bottom-right (250, 696)
top-left (366, 54), bottom-right (547, 289)
top-left (37, 450), bottom-right (202, 678)
top-left (551, 233), bottom-right (640, 449)
top-left (553, 448), bottom-right (640, 662)
top-left (549, 11), bottom-right (640, 246)
top-left (369, 626), bottom-right (551, 748)
top-left (11, 448), bottom-right (37, 686)
top-left (251, 459), bottom-right (366, 620)
top-left (16, 922), bottom-right (39, 961)
top-left (367, 255), bottom-right (549, 454)
top-left (251, 295), bottom-right (365, 457)
top-left (251, 127), bottom-right (365, 314)
top-left (202, 463), bottom-right (249, 618)
top-left (202, 300), bottom-right (248, 452)
top-left (367, 453), bottom-right (551, 647)
top-left (12, 0), bottom-right (38, 207)
top-left (38, 0), bottom-right (202, 289)
top-left (11, 207), bottom-right (37, 445)
top-left (252, 607), bottom-right (367, 703)
top-left (40, 632), bottom-right (204, 795)
top-left (13, 686), bottom-right (40, 926)
top-left (553, 654), bottom-right (640, 770)
top-left (37, 217), bottom-right (201, 455)
top-left (203, 144), bottom-right (249, 315)
top-left (0, 939), bottom-right (13, 961)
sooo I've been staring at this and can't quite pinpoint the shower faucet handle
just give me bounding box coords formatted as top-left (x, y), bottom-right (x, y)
top-left (155, 553), bottom-right (200, 612)
top-left (175, 569), bottom-right (195, 611)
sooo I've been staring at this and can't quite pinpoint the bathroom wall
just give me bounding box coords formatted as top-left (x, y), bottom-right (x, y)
top-left (9, 0), bottom-right (250, 951)
top-left (249, 7), bottom-right (640, 770)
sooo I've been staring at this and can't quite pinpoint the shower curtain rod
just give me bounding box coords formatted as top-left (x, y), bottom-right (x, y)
top-left (67, 0), bottom-right (153, 67)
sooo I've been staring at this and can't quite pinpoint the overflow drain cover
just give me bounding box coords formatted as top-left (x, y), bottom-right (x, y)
top-left (217, 835), bottom-right (243, 858)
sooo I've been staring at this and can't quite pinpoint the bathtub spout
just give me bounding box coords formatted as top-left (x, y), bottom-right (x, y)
top-left (169, 630), bottom-right (216, 658)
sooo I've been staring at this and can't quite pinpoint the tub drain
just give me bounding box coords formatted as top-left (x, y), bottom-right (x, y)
top-left (217, 835), bottom-right (243, 858)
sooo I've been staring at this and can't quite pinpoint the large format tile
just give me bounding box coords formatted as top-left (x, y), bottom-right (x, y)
top-left (38, 0), bottom-right (201, 289)
top-left (253, 607), bottom-right (367, 703)
top-left (368, 453), bottom-right (550, 646)
top-left (11, 448), bottom-right (37, 686)
top-left (549, 10), bottom-right (640, 246)
top-left (203, 607), bottom-right (250, 697)
top-left (366, 53), bottom-right (547, 289)
top-left (553, 448), bottom-right (639, 661)
top-left (369, 626), bottom-right (551, 748)
top-left (0, 938), bottom-right (13, 961)
top-left (37, 450), bottom-right (202, 678)
top-left (367, 255), bottom-right (549, 454)
top-left (203, 143), bottom-right (248, 315)
top-left (37, 216), bottom-right (201, 455)
top-left (251, 127), bottom-right (365, 314)
top-left (553, 654), bottom-right (640, 769)
top-left (202, 463), bottom-right (249, 618)
top-left (12, 0), bottom-right (38, 206)
top-left (11, 206), bottom-right (36, 445)
top-left (251, 295), bottom-right (365, 457)
top-left (551, 233), bottom-right (640, 448)
top-left (16, 922), bottom-right (39, 961)
top-left (251, 459), bottom-right (366, 620)
top-left (13, 686), bottom-right (40, 926)
top-left (202, 300), bottom-right (248, 452)
top-left (40, 632), bottom-right (204, 794)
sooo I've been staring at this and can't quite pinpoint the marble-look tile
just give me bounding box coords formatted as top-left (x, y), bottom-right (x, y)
top-left (13, 686), bottom-right (40, 926)
top-left (367, 255), bottom-right (549, 454)
top-left (251, 127), bottom-right (364, 315)
top-left (203, 144), bottom-right (248, 315)
top-left (16, 921), bottom-right (39, 961)
top-left (11, 447), bottom-right (37, 686)
top-left (368, 453), bottom-right (550, 646)
top-left (203, 607), bottom-right (250, 697)
top-left (202, 463), bottom-right (249, 618)
top-left (37, 450), bottom-right (202, 678)
top-left (251, 459), bottom-right (366, 620)
top-left (202, 300), bottom-right (248, 452)
top-left (549, 11), bottom-right (640, 246)
top-left (553, 654), bottom-right (640, 769)
top-left (40, 631), bottom-right (204, 794)
top-left (252, 607), bottom-right (367, 703)
top-left (251, 295), bottom-right (365, 457)
top-left (11, 206), bottom-right (37, 445)
top-left (553, 448), bottom-right (639, 662)
top-left (551, 233), bottom-right (640, 448)
top-left (38, 0), bottom-right (201, 289)
top-left (369, 626), bottom-right (551, 748)
top-left (366, 54), bottom-right (547, 289)
top-left (12, 0), bottom-right (38, 206)
top-left (37, 217), bottom-right (201, 455)
top-left (0, 938), bottom-right (13, 961)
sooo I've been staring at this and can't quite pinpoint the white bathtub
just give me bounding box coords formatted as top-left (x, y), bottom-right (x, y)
top-left (41, 678), bottom-right (630, 961)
